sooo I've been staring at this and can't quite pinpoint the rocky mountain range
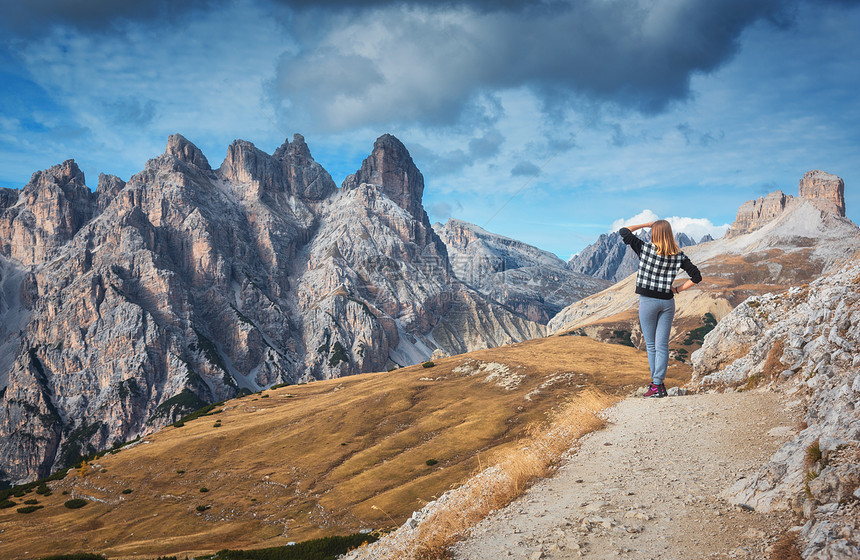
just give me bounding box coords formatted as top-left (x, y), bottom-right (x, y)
top-left (567, 229), bottom-right (700, 283)
top-left (0, 133), bottom-right (575, 484)
top-left (434, 219), bottom-right (610, 324)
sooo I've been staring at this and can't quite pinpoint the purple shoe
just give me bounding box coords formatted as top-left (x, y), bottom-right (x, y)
top-left (643, 383), bottom-right (667, 398)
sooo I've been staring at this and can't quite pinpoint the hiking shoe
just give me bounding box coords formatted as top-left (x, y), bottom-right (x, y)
top-left (643, 383), bottom-right (666, 398)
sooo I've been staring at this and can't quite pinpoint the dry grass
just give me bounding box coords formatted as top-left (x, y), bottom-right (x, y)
top-left (0, 336), bottom-right (659, 560)
top-left (348, 390), bottom-right (613, 560)
top-left (769, 532), bottom-right (803, 560)
top-left (763, 339), bottom-right (786, 379)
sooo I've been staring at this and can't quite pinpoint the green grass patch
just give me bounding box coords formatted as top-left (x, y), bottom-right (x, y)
top-left (683, 313), bottom-right (718, 346)
top-left (198, 532), bottom-right (380, 560)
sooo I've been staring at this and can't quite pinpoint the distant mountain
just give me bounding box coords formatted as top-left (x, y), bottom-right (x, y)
top-left (434, 219), bottom-right (611, 324)
top-left (0, 133), bottom-right (544, 484)
top-left (567, 229), bottom-right (700, 284)
top-left (549, 171), bottom-right (858, 351)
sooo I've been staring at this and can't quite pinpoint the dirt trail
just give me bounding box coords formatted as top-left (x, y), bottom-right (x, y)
top-left (452, 390), bottom-right (803, 560)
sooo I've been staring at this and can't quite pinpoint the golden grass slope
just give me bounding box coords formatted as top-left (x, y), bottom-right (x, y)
top-left (0, 335), bottom-right (686, 560)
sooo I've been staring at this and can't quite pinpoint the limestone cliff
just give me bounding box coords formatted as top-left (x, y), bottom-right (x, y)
top-left (0, 133), bottom-right (544, 484)
top-left (726, 169), bottom-right (846, 237)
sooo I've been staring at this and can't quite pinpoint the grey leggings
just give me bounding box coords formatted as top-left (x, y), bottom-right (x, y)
top-left (638, 295), bottom-right (675, 384)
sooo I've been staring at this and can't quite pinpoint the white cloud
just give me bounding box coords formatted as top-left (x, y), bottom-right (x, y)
top-left (610, 210), bottom-right (660, 231)
top-left (611, 210), bottom-right (729, 241)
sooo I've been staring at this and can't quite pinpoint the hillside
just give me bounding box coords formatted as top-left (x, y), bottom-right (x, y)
top-left (0, 335), bottom-right (682, 560)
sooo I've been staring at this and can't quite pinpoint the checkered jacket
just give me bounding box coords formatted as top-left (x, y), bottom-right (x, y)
top-left (619, 227), bottom-right (702, 299)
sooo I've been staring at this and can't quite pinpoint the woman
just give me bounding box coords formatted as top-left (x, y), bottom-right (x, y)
top-left (620, 220), bottom-right (702, 398)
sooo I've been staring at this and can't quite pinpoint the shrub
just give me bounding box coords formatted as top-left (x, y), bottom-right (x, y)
top-left (260, 394), bottom-right (270, 399)
top-left (196, 505), bottom-right (210, 512)
top-left (36, 483), bottom-right (50, 495)
top-left (270, 383), bottom-right (289, 390)
top-left (17, 505), bottom-right (43, 514)
top-left (121, 489), bottom-right (133, 494)
top-left (328, 341), bottom-right (349, 367)
top-left (177, 470), bottom-right (185, 475)
top-left (24, 498), bottom-right (39, 505)
top-left (425, 459), bottom-right (438, 466)
top-left (200, 487), bottom-right (209, 493)
top-left (610, 330), bottom-right (634, 347)
top-left (422, 361), bottom-right (435, 368)
top-left (64, 498), bottom-right (88, 509)
top-left (173, 421), bottom-right (186, 428)
top-left (0, 499), bottom-right (15, 509)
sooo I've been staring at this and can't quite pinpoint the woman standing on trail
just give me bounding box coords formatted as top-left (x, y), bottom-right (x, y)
top-left (620, 220), bottom-right (702, 398)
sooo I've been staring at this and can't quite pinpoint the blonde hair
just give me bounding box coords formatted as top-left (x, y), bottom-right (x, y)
top-left (651, 220), bottom-right (680, 256)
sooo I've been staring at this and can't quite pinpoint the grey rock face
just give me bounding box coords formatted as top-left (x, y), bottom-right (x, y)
top-left (0, 133), bottom-right (544, 484)
top-left (436, 219), bottom-right (610, 324)
top-left (693, 260), bottom-right (860, 559)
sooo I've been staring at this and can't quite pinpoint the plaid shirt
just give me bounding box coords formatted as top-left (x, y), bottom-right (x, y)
top-left (619, 227), bottom-right (702, 299)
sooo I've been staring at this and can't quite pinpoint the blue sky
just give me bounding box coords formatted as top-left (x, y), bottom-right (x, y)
top-left (1, 0), bottom-right (858, 259)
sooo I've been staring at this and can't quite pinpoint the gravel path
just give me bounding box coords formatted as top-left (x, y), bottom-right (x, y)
top-left (451, 390), bottom-right (803, 560)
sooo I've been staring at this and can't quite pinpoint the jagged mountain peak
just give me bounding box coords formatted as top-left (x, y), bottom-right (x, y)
top-left (219, 135), bottom-right (336, 202)
top-left (342, 133), bottom-right (425, 220)
top-left (165, 133), bottom-right (211, 171)
top-left (26, 159), bottom-right (86, 191)
top-left (273, 132), bottom-right (311, 161)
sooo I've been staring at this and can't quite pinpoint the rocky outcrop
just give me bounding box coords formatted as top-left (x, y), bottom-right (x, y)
top-left (727, 170), bottom-right (847, 238)
top-left (0, 133), bottom-right (545, 484)
top-left (0, 160), bottom-right (95, 265)
top-left (726, 190), bottom-right (791, 238)
top-left (800, 170), bottom-right (845, 218)
top-left (436, 219), bottom-right (609, 323)
top-left (692, 258), bottom-right (860, 559)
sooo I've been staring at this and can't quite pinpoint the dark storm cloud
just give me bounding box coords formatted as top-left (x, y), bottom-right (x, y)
top-left (0, 0), bottom-right (543, 33)
top-left (0, 0), bottom-right (218, 32)
top-left (269, 0), bottom-right (822, 132)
